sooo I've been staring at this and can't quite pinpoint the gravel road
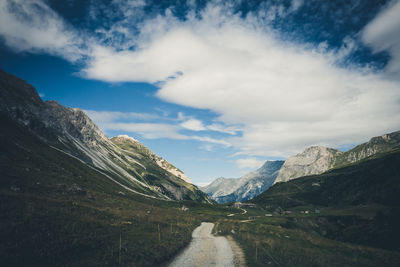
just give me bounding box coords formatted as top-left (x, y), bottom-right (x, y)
top-left (168, 222), bottom-right (236, 267)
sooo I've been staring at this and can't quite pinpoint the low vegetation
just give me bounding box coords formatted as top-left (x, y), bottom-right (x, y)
top-left (211, 150), bottom-right (400, 266)
top-left (1, 110), bottom-right (400, 266)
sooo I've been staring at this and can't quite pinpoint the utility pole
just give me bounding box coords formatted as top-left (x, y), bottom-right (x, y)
top-left (255, 241), bottom-right (258, 263)
top-left (119, 228), bottom-right (122, 265)
top-left (158, 224), bottom-right (161, 244)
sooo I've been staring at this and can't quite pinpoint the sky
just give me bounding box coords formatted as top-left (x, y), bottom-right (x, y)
top-left (1, 0), bottom-right (400, 185)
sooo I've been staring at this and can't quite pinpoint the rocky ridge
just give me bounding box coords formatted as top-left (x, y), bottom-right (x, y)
top-left (0, 69), bottom-right (209, 202)
top-left (111, 135), bottom-right (191, 184)
top-left (274, 131), bottom-right (400, 184)
top-left (274, 146), bottom-right (342, 184)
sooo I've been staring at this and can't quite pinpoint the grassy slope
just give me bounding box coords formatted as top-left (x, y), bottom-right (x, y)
top-left (3, 104), bottom-right (400, 266)
top-left (0, 112), bottom-right (235, 266)
top-left (333, 131), bottom-right (400, 168)
top-left (212, 151), bottom-right (400, 266)
top-left (110, 137), bottom-right (211, 203)
top-left (253, 150), bottom-right (400, 207)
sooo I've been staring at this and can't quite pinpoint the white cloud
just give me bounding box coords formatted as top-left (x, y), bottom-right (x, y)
top-left (85, 109), bottom-right (230, 145)
top-left (84, 110), bottom-right (160, 123)
top-left (207, 123), bottom-right (240, 135)
top-left (0, 0), bottom-right (84, 61)
top-left (180, 118), bottom-right (240, 134)
top-left (2, 1), bottom-right (400, 157)
top-left (82, 2), bottom-right (400, 156)
top-left (180, 118), bottom-right (206, 131)
top-left (362, 0), bottom-right (400, 77)
top-left (102, 122), bottom-right (188, 139)
top-left (291, 0), bottom-right (303, 12)
top-left (193, 181), bottom-right (212, 187)
top-left (235, 158), bottom-right (264, 169)
top-left (101, 121), bottom-right (230, 145)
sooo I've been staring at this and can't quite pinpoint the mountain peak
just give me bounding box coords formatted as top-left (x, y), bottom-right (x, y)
top-left (274, 145), bottom-right (342, 184)
top-left (0, 69), bottom-right (208, 202)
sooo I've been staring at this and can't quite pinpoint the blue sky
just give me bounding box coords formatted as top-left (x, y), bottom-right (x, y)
top-left (1, 0), bottom-right (400, 185)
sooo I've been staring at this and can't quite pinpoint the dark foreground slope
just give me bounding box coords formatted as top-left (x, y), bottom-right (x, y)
top-left (0, 111), bottom-right (233, 266)
top-left (0, 112), bottom-right (189, 266)
top-left (211, 151), bottom-right (400, 267)
top-left (253, 150), bottom-right (400, 208)
top-left (253, 150), bottom-right (400, 248)
top-left (0, 69), bottom-right (219, 266)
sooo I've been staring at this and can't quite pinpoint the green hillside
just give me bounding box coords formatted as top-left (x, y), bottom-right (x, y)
top-left (215, 150), bottom-right (400, 266)
top-left (253, 150), bottom-right (400, 208)
top-left (0, 111), bottom-right (230, 266)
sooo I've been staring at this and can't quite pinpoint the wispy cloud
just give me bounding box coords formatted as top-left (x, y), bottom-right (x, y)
top-left (362, 0), bottom-right (400, 78)
top-left (85, 110), bottom-right (160, 123)
top-left (85, 109), bottom-right (231, 146)
top-left (235, 158), bottom-right (265, 169)
top-left (0, 0), bottom-right (84, 61)
top-left (179, 118), bottom-right (240, 135)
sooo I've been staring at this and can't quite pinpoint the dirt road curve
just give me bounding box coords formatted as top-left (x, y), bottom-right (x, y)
top-left (168, 222), bottom-right (243, 267)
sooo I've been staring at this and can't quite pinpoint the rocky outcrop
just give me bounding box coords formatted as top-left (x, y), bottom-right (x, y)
top-left (275, 131), bottom-right (400, 184)
top-left (333, 131), bottom-right (400, 167)
top-left (274, 146), bottom-right (342, 184)
top-left (111, 135), bottom-right (191, 183)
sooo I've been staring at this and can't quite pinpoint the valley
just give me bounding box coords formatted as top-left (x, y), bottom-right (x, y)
top-left (1, 69), bottom-right (400, 266)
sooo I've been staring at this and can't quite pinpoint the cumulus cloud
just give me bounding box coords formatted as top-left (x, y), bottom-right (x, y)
top-left (180, 118), bottom-right (206, 131)
top-left (2, 0), bottom-right (400, 157)
top-left (83, 2), bottom-right (400, 156)
top-left (235, 158), bottom-right (265, 169)
top-left (0, 0), bottom-right (84, 61)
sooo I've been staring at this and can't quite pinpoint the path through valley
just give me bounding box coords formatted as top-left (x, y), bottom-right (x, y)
top-left (168, 222), bottom-right (245, 267)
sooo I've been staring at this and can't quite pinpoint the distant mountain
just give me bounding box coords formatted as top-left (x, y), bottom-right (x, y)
top-left (274, 131), bottom-right (400, 184)
top-left (201, 160), bottom-right (284, 203)
top-left (203, 131), bottom-right (400, 204)
top-left (0, 69), bottom-right (210, 203)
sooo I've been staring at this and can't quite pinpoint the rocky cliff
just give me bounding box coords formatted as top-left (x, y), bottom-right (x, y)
top-left (274, 146), bottom-right (342, 184)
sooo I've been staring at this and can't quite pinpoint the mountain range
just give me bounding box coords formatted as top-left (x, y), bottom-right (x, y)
top-left (1, 69), bottom-right (399, 266)
top-left (0, 69), bottom-right (210, 203)
top-left (275, 130), bottom-right (400, 184)
top-left (202, 130), bottom-right (400, 203)
top-left (201, 160), bottom-right (284, 203)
